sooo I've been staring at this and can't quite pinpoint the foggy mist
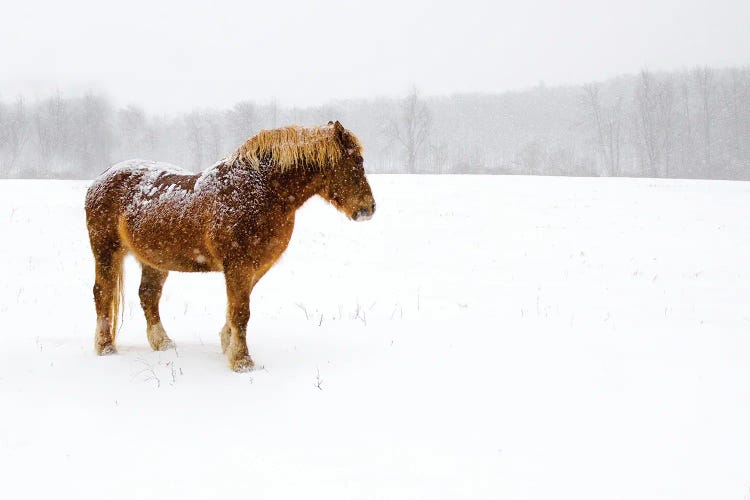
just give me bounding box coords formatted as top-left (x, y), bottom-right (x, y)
top-left (1, 66), bottom-right (748, 180)
top-left (1, 0), bottom-right (749, 178)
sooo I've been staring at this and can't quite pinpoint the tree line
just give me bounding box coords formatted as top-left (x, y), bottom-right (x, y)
top-left (0, 65), bottom-right (748, 180)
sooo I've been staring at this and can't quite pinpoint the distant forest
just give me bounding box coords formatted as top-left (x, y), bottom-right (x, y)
top-left (1, 65), bottom-right (749, 180)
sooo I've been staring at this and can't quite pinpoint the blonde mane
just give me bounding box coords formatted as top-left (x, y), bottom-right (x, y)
top-left (229, 124), bottom-right (362, 171)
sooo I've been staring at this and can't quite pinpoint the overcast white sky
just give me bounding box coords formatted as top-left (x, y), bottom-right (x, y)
top-left (1, 0), bottom-right (748, 112)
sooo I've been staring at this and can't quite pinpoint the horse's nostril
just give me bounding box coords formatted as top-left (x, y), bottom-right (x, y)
top-left (353, 208), bottom-right (372, 221)
top-left (371, 202), bottom-right (376, 213)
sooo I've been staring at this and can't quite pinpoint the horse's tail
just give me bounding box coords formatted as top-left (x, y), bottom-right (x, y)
top-left (109, 257), bottom-right (125, 341)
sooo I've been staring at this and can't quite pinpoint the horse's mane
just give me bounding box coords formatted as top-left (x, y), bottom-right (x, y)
top-left (228, 124), bottom-right (362, 172)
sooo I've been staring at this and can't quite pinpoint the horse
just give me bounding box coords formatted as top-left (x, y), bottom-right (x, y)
top-left (85, 121), bottom-right (375, 372)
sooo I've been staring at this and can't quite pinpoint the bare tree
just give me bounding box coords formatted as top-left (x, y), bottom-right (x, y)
top-left (583, 83), bottom-right (606, 171)
top-left (33, 92), bottom-right (69, 173)
top-left (655, 77), bottom-right (675, 177)
top-left (184, 111), bottom-right (204, 168)
top-left (268, 99), bottom-right (279, 129)
top-left (116, 104), bottom-right (148, 160)
top-left (694, 66), bottom-right (715, 171)
top-left (518, 140), bottom-right (544, 175)
top-left (0, 97), bottom-right (30, 176)
top-left (76, 93), bottom-right (113, 177)
top-left (227, 101), bottom-right (256, 145)
top-left (428, 141), bottom-right (450, 174)
top-left (583, 83), bottom-right (623, 176)
top-left (724, 68), bottom-right (749, 165)
top-left (678, 80), bottom-right (694, 175)
top-left (633, 70), bottom-right (660, 176)
top-left (386, 87), bottom-right (430, 173)
top-left (204, 111), bottom-right (224, 162)
top-left (608, 96), bottom-right (624, 176)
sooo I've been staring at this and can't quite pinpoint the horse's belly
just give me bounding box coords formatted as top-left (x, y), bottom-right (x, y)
top-left (119, 211), bottom-right (220, 272)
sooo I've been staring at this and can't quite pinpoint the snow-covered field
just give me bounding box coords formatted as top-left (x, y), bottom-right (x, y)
top-left (1, 174), bottom-right (749, 499)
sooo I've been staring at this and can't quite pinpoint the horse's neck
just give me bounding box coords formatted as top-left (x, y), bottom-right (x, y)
top-left (220, 160), bottom-right (323, 212)
top-left (264, 166), bottom-right (323, 210)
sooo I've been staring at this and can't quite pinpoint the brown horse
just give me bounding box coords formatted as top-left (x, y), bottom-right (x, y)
top-left (85, 121), bottom-right (375, 371)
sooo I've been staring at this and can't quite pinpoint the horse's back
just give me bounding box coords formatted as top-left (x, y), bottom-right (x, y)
top-left (86, 159), bottom-right (220, 271)
top-left (86, 159), bottom-right (196, 216)
top-left (88, 160), bottom-right (175, 206)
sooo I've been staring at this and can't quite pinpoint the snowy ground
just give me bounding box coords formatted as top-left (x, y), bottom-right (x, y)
top-left (1, 174), bottom-right (749, 499)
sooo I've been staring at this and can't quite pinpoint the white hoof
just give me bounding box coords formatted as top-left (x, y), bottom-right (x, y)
top-left (154, 338), bottom-right (175, 351)
top-left (147, 323), bottom-right (174, 351)
top-left (97, 343), bottom-right (117, 355)
top-left (231, 355), bottom-right (255, 373)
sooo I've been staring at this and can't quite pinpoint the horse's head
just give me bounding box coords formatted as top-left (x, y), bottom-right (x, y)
top-left (319, 121), bottom-right (376, 221)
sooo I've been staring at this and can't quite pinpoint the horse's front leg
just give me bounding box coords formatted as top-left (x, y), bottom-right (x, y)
top-left (223, 264), bottom-right (255, 372)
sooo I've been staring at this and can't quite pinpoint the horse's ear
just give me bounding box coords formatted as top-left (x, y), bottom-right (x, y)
top-left (333, 120), bottom-right (347, 144)
top-left (328, 120), bottom-right (334, 125)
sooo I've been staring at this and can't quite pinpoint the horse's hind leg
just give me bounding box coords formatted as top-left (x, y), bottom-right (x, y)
top-left (138, 264), bottom-right (174, 351)
top-left (92, 245), bottom-right (126, 355)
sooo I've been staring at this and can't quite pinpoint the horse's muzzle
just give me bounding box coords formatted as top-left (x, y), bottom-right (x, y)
top-left (353, 202), bottom-right (375, 221)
